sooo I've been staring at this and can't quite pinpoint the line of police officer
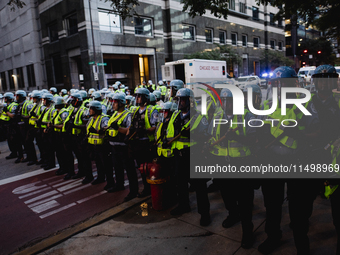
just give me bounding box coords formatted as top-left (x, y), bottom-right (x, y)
top-left (1, 65), bottom-right (340, 254)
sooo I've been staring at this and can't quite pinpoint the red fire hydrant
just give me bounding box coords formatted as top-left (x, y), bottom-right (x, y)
top-left (139, 159), bottom-right (168, 210)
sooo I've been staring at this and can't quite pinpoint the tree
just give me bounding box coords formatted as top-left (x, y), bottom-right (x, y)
top-left (260, 50), bottom-right (294, 70)
top-left (184, 44), bottom-right (242, 67)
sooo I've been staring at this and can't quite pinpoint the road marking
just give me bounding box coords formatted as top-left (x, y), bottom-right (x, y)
top-left (12, 181), bottom-right (42, 194)
top-left (39, 203), bottom-right (77, 219)
top-left (24, 190), bottom-right (59, 204)
top-left (52, 179), bottom-right (77, 188)
top-left (42, 175), bottom-right (60, 182)
top-left (48, 179), bottom-right (65, 185)
top-left (27, 194), bottom-right (63, 208)
top-left (19, 187), bottom-right (52, 199)
top-left (0, 165), bottom-right (60, 186)
top-left (63, 184), bottom-right (92, 195)
top-left (77, 191), bottom-right (107, 204)
top-left (31, 200), bottom-right (60, 214)
top-left (57, 180), bottom-right (82, 192)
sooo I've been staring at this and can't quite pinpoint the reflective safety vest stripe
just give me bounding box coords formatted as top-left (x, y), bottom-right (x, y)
top-left (31, 103), bottom-right (44, 128)
top-left (153, 105), bottom-right (161, 112)
top-left (21, 100), bottom-right (32, 117)
top-left (107, 110), bottom-right (130, 137)
top-left (155, 122), bottom-right (174, 157)
top-left (131, 106), bottom-right (154, 141)
top-left (0, 102), bottom-right (17, 121)
top-left (160, 86), bottom-right (167, 96)
top-left (166, 110), bottom-right (202, 150)
top-left (264, 106), bottom-right (298, 149)
top-left (53, 108), bottom-right (67, 132)
top-left (86, 115), bottom-right (106, 145)
top-left (210, 110), bottom-right (251, 158)
top-left (63, 107), bottom-right (81, 133)
top-left (72, 107), bottom-right (85, 135)
top-left (41, 107), bottom-right (55, 128)
top-left (81, 99), bottom-right (90, 108)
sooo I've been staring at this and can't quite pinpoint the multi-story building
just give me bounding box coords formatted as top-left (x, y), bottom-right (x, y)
top-left (0, 0), bottom-right (285, 92)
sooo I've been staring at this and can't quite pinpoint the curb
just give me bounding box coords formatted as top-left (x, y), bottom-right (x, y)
top-left (13, 196), bottom-right (151, 255)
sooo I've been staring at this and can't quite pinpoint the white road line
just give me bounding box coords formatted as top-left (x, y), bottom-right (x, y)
top-left (52, 179), bottom-right (77, 188)
top-left (57, 181), bottom-right (82, 192)
top-left (76, 191), bottom-right (107, 204)
top-left (31, 200), bottom-right (60, 214)
top-left (42, 175), bottom-right (60, 182)
top-left (39, 203), bottom-right (77, 219)
top-left (63, 183), bottom-right (92, 195)
top-left (27, 194), bottom-right (63, 208)
top-left (12, 181), bottom-right (42, 194)
top-left (0, 160), bottom-right (84, 186)
top-left (24, 190), bottom-right (59, 204)
top-left (19, 187), bottom-right (52, 199)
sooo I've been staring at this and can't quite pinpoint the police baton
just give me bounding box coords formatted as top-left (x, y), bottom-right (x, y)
top-left (209, 127), bottom-right (239, 148)
top-left (166, 126), bottom-right (191, 146)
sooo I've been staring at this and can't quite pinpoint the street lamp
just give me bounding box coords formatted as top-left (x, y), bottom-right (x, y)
top-left (303, 49), bottom-right (308, 53)
top-left (317, 51), bottom-right (321, 54)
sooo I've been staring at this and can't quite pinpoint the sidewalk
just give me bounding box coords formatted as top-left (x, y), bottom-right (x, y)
top-left (37, 188), bottom-right (337, 255)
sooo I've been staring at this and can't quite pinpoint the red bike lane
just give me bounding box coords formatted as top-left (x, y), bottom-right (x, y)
top-left (0, 166), bottom-right (139, 255)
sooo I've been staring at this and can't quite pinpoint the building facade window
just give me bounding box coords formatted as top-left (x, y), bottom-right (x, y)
top-left (278, 41), bottom-right (283, 50)
top-left (231, 33), bottom-right (237, 45)
top-left (252, 7), bottom-right (259, 21)
top-left (270, 40), bottom-right (275, 49)
top-left (228, 0), bottom-right (235, 10)
top-left (253, 37), bottom-right (259, 48)
top-left (205, 28), bottom-right (213, 43)
top-left (8, 70), bottom-right (15, 89)
top-left (270, 13), bottom-right (275, 26)
top-left (242, 35), bottom-right (247, 47)
top-left (65, 13), bottom-right (78, 36)
top-left (26, 64), bottom-right (36, 87)
top-left (219, 30), bottom-right (226, 44)
top-left (98, 11), bottom-right (121, 33)
top-left (239, 2), bottom-right (246, 13)
top-left (52, 55), bottom-right (63, 84)
top-left (0, 72), bottom-right (7, 91)
top-left (48, 21), bottom-right (58, 42)
top-left (134, 17), bottom-right (153, 37)
top-left (16, 67), bottom-right (24, 88)
top-left (278, 17), bottom-right (283, 28)
top-left (182, 24), bottom-right (195, 41)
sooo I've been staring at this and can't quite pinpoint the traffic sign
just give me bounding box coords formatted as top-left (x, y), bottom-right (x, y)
top-left (97, 63), bottom-right (107, 66)
top-left (94, 73), bottom-right (99, 81)
top-left (88, 61), bottom-right (95, 65)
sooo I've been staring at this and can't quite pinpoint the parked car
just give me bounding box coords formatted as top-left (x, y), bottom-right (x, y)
top-left (235, 75), bottom-right (261, 90)
top-left (260, 78), bottom-right (267, 88)
top-left (335, 66), bottom-right (340, 75)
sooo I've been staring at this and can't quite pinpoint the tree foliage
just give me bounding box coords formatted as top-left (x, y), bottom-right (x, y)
top-left (103, 0), bottom-right (140, 21)
top-left (260, 50), bottom-right (294, 70)
top-left (184, 44), bottom-right (242, 66)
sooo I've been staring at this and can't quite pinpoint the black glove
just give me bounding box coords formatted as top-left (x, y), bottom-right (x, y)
top-left (89, 127), bottom-right (97, 133)
top-left (181, 128), bottom-right (190, 137)
top-left (97, 128), bottom-right (105, 135)
top-left (162, 139), bottom-right (170, 148)
top-left (3, 106), bottom-right (8, 113)
top-left (110, 121), bottom-right (119, 130)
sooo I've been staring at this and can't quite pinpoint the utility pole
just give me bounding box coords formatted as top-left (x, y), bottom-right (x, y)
top-left (264, 4), bottom-right (269, 74)
top-left (88, 0), bottom-right (100, 89)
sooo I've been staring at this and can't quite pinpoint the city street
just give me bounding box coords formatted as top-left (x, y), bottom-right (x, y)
top-left (0, 134), bottom-right (338, 255)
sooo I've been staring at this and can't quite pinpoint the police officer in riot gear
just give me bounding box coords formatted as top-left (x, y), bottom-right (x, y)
top-left (165, 88), bottom-right (211, 226)
top-left (166, 80), bottom-right (184, 103)
top-left (106, 93), bottom-right (139, 199)
top-left (1, 92), bottom-right (18, 159)
top-left (128, 88), bottom-right (158, 197)
top-left (50, 87), bottom-right (58, 97)
top-left (86, 101), bottom-right (113, 189)
top-left (38, 93), bottom-right (56, 170)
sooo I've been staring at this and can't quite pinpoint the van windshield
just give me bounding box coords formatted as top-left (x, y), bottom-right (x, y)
top-left (298, 71), bottom-right (307, 75)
